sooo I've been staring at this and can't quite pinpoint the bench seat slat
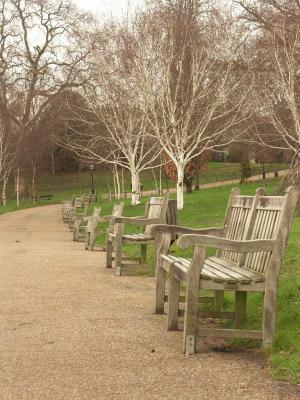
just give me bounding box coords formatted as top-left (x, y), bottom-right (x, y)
top-left (160, 254), bottom-right (265, 284)
top-left (210, 257), bottom-right (265, 283)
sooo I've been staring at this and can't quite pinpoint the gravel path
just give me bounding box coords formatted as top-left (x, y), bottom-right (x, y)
top-left (0, 205), bottom-right (299, 400)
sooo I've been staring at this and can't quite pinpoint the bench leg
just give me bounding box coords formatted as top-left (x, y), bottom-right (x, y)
top-left (73, 225), bottom-right (77, 241)
top-left (106, 239), bottom-right (113, 268)
top-left (155, 261), bottom-right (166, 314)
top-left (262, 282), bottom-right (277, 348)
top-left (85, 232), bottom-right (90, 250)
top-left (115, 237), bottom-right (122, 276)
top-left (235, 291), bottom-right (247, 328)
top-left (90, 231), bottom-right (95, 251)
top-left (141, 244), bottom-right (147, 264)
top-left (214, 290), bottom-right (224, 311)
top-left (183, 248), bottom-right (204, 355)
top-left (167, 267), bottom-right (180, 331)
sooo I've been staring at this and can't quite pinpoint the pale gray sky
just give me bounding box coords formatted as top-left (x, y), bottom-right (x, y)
top-left (72, 0), bottom-right (143, 19)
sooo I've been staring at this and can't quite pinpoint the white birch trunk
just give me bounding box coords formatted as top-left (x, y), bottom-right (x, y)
top-left (176, 162), bottom-right (185, 210)
top-left (51, 150), bottom-right (55, 175)
top-left (1, 174), bottom-right (8, 205)
top-left (152, 168), bottom-right (158, 195)
top-left (131, 169), bottom-right (141, 205)
top-left (121, 168), bottom-right (125, 199)
top-left (113, 167), bottom-right (117, 199)
top-left (32, 161), bottom-right (36, 198)
top-left (114, 165), bottom-right (121, 200)
top-left (16, 168), bottom-right (20, 207)
top-left (159, 165), bottom-right (162, 195)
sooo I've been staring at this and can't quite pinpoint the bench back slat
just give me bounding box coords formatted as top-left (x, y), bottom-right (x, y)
top-left (110, 203), bottom-right (125, 235)
top-left (218, 189), bottom-right (255, 264)
top-left (244, 195), bottom-right (286, 275)
top-left (144, 196), bottom-right (169, 236)
top-left (218, 187), bottom-right (299, 277)
top-left (87, 207), bottom-right (101, 233)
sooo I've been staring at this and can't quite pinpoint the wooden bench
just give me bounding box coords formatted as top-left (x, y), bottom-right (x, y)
top-left (68, 194), bottom-right (89, 231)
top-left (105, 196), bottom-right (175, 276)
top-left (61, 195), bottom-right (75, 224)
top-left (73, 206), bottom-right (101, 242)
top-left (32, 194), bottom-right (53, 204)
top-left (151, 186), bottom-right (299, 354)
top-left (85, 203), bottom-right (124, 251)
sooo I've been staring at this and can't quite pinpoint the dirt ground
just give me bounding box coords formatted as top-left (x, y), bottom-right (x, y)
top-left (0, 205), bottom-right (299, 400)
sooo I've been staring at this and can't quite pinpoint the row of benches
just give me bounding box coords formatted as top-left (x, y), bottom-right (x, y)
top-left (61, 186), bottom-right (299, 355)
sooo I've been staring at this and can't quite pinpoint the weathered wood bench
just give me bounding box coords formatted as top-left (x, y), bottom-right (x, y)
top-left (61, 195), bottom-right (75, 224)
top-left (32, 194), bottom-right (53, 204)
top-left (151, 186), bottom-right (299, 354)
top-left (68, 194), bottom-right (90, 231)
top-left (73, 206), bottom-right (101, 242)
top-left (85, 203), bottom-right (124, 251)
top-left (105, 196), bottom-right (175, 276)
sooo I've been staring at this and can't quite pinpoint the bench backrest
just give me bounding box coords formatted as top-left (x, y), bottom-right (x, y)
top-left (89, 192), bottom-right (97, 204)
top-left (219, 186), bottom-right (299, 276)
top-left (82, 194), bottom-right (91, 208)
top-left (144, 196), bottom-right (169, 236)
top-left (109, 203), bottom-right (125, 235)
top-left (87, 207), bottom-right (101, 233)
top-left (74, 195), bottom-right (84, 208)
top-left (244, 187), bottom-right (298, 276)
top-left (218, 188), bottom-right (256, 263)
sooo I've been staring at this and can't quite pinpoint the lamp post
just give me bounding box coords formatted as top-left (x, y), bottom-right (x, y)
top-left (90, 164), bottom-right (95, 194)
top-left (262, 161), bottom-right (266, 180)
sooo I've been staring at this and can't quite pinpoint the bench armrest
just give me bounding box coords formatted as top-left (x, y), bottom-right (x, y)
top-left (150, 224), bottom-right (224, 237)
top-left (177, 235), bottom-right (276, 253)
top-left (102, 215), bottom-right (145, 222)
top-left (109, 217), bottom-right (160, 226)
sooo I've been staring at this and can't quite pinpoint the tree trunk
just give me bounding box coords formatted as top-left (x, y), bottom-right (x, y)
top-left (32, 161), bottom-right (36, 198)
top-left (114, 164), bottom-right (121, 200)
top-left (194, 172), bottom-right (200, 191)
top-left (121, 168), bottom-right (125, 199)
top-left (113, 168), bottom-right (117, 199)
top-left (185, 178), bottom-right (193, 193)
top-left (159, 165), bottom-right (163, 195)
top-left (176, 163), bottom-right (185, 210)
top-left (16, 168), bottom-right (20, 207)
top-left (1, 173), bottom-right (9, 205)
top-left (51, 150), bottom-right (55, 175)
top-left (152, 168), bottom-right (159, 195)
top-left (131, 170), bottom-right (141, 205)
top-left (276, 162), bottom-right (300, 206)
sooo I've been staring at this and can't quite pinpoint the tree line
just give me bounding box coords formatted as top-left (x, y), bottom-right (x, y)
top-left (0, 0), bottom-right (299, 209)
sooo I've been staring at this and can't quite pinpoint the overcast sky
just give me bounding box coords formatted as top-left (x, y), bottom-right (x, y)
top-left (72, 0), bottom-right (143, 19)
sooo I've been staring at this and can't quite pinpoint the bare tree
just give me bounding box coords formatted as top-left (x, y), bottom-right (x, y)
top-left (60, 23), bottom-right (162, 205)
top-left (0, 0), bottom-right (20, 204)
top-left (138, 1), bottom-right (252, 208)
top-left (0, 0), bottom-right (94, 204)
top-left (238, 0), bottom-right (300, 191)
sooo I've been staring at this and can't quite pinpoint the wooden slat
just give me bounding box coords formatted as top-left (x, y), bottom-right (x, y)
top-left (211, 257), bottom-right (264, 283)
top-left (178, 309), bottom-right (235, 319)
top-left (199, 279), bottom-right (265, 292)
top-left (164, 295), bottom-right (214, 304)
top-left (161, 254), bottom-right (265, 284)
top-left (202, 263), bottom-right (238, 283)
top-left (197, 328), bottom-right (263, 339)
top-left (205, 258), bottom-right (250, 283)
